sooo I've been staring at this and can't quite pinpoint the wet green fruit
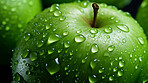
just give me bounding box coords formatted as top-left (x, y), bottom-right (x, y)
top-left (136, 0), bottom-right (148, 39)
top-left (42, 0), bottom-right (132, 8)
top-left (12, 2), bottom-right (148, 83)
top-left (0, 0), bottom-right (42, 64)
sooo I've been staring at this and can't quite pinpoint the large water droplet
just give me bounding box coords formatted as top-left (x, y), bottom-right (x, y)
top-left (119, 60), bottom-right (125, 68)
top-left (60, 16), bottom-right (66, 21)
top-left (47, 34), bottom-right (60, 44)
top-left (138, 37), bottom-right (144, 45)
top-left (90, 59), bottom-right (98, 69)
top-left (50, 4), bottom-right (59, 12)
top-left (88, 75), bottom-right (97, 83)
top-left (75, 35), bottom-right (85, 43)
top-left (98, 68), bottom-right (104, 74)
top-left (117, 70), bottom-right (123, 77)
top-left (37, 40), bottom-right (44, 47)
top-left (29, 52), bottom-right (38, 61)
top-left (22, 49), bottom-right (29, 59)
top-left (64, 41), bottom-right (70, 48)
top-left (46, 24), bottom-right (52, 30)
top-left (80, 1), bottom-right (88, 8)
top-left (107, 45), bottom-right (115, 52)
top-left (117, 24), bottom-right (129, 32)
top-left (104, 27), bottom-right (112, 34)
top-left (63, 31), bottom-right (69, 36)
top-left (90, 29), bottom-right (98, 34)
top-left (46, 58), bottom-right (60, 75)
top-left (91, 44), bottom-right (99, 53)
top-left (109, 76), bottom-right (114, 81)
top-left (54, 10), bottom-right (61, 17)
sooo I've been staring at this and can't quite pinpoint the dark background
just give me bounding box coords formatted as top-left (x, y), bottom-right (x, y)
top-left (0, 0), bottom-right (143, 82)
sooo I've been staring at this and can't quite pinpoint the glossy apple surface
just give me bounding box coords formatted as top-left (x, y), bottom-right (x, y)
top-left (12, 2), bottom-right (148, 83)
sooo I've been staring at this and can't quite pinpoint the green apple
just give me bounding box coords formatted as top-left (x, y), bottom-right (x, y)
top-left (136, 0), bottom-right (148, 38)
top-left (0, 0), bottom-right (42, 64)
top-left (42, 0), bottom-right (132, 8)
top-left (12, 2), bottom-right (148, 83)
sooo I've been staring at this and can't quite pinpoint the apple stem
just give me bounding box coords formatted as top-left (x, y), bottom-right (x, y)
top-left (91, 3), bottom-right (99, 28)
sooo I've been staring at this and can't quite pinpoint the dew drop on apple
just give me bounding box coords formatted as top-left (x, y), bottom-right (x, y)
top-left (90, 59), bottom-right (98, 69)
top-left (47, 34), bottom-right (60, 44)
top-left (37, 40), bottom-right (44, 47)
top-left (117, 70), bottom-right (123, 77)
top-left (29, 52), bottom-right (38, 61)
top-left (63, 31), bottom-right (69, 36)
top-left (90, 29), bottom-right (98, 34)
top-left (79, 1), bottom-right (88, 8)
top-left (91, 44), bottom-right (99, 53)
top-left (107, 45), bottom-right (115, 52)
top-left (46, 24), bottom-right (52, 30)
top-left (113, 67), bottom-right (117, 72)
top-left (21, 49), bottom-right (29, 59)
top-left (103, 51), bottom-right (110, 57)
top-left (39, 50), bottom-right (45, 56)
top-left (88, 75), bottom-right (97, 83)
top-left (24, 33), bottom-right (31, 41)
top-left (104, 27), bottom-right (112, 34)
top-left (50, 4), bottom-right (59, 12)
top-left (117, 24), bottom-right (129, 32)
top-left (119, 60), bottom-right (125, 68)
top-left (14, 73), bottom-right (20, 82)
top-left (109, 76), bottom-right (114, 81)
top-left (48, 48), bottom-right (54, 54)
top-left (139, 57), bottom-right (142, 62)
top-left (60, 16), bottom-right (66, 21)
top-left (64, 41), bottom-right (70, 48)
top-left (74, 35), bottom-right (85, 43)
top-left (54, 10), bottom-right (61, 17)
top-left (46, 58), bottom-right (60, 75)
top-left (98, 68), bottom-right (104, 74)
top-left (138, 37), bottom-right (144, 45)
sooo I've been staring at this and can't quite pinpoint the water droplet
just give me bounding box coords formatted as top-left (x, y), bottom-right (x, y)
top-left (109, 76), bottom-right (114, 81)
top-left (90, 29), bottom-right (98, 34)
top-left (24, 33), bottom-right (31, 41)
top-left (75, 35), bottom-right (85, 43)
top-left (29, 52), bottom-right (38, 61)
top-left (64, 41), bottom-right (70, 48)
top-left (138, 37), bottom-right (144, 45)
top-left (37, 40), bottom-right (44, 47)
top-left (119, 60), bottom-right (125, 68)
top-left (48, 48), bottom-right (54, 54)
top-left (2, 21), bottom-right (6, 25)
top-left (117, 24), bottom-right (129, 32)
top-left (60, 16), bottom-right (66, 21)
top-left (80, 1), bottom-right (88, 8)
top-left (63, 31), bottom-right (69, 36)
top-left (47, 34), bottom-right (60, 44)
top-left (104, 27), bottom-right (112, 34)
top-left (88, 75), bottom-right (97, 83)
top-left (139, 57), bottom-right (142, 62)
top-left (22, 49), bottom-right (29, 59)
top-left (90, 59), bottom-right (98, 69)
top-left (91, 44), bottom-right (99, 53)
top-left (46, 24), bottom-right (52, 30)
top-left (39, 50), bottom-right (45, 56)
top-left (14, 73), bottom-right (20, 82)
top-left (117, 71), bottom-right (123, 77)
top-left (107, 45), bottom-right (115, 52)
top-left (50, 4), bottom-right (59, 12)
top-left (113, 67), bottom-right (117, 72)
top-left (98, 68), bottom-right (104, 73)
top-left (76, 30), bottom-right (81, 34)
top-left (58, 49), bottom-right (62, 53)
top-left (54, 10), bottom-right (61, 17)
top-left (46, 59), bottom-right (60, 75)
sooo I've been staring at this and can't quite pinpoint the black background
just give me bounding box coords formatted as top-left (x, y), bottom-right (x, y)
top-left (0, 0), bottom-right (143, 82)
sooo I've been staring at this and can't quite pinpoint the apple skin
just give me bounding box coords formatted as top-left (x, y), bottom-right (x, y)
top-left (12, 2), bottom-right (148, 83)
top-left (136, 0), bottom-right (148, 39)
top-left (0, 0), bottom-right (42, 65)
top-left (42, 0), bottom-right (132, 8)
